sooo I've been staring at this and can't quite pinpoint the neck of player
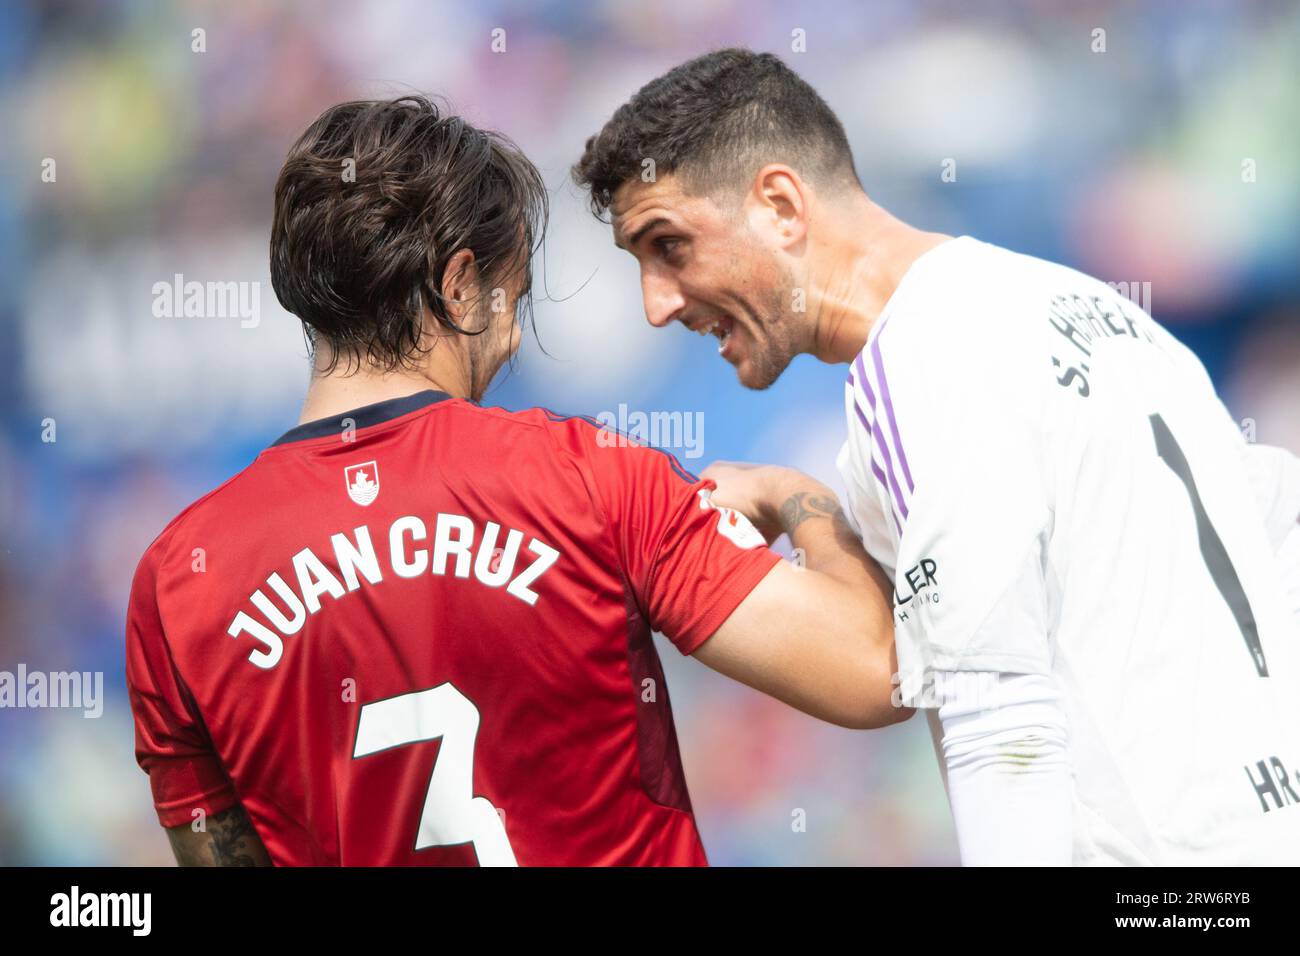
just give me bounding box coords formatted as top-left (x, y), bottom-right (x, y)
top-left (297, 330), bottom-right (482, 425)
top-left (805, 199), bottom-right (953, 365)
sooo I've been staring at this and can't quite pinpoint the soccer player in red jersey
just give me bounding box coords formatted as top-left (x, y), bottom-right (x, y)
top-left (126, 97), bottom-right (906, 867)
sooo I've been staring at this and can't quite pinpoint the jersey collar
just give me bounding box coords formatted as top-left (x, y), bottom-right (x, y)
top-left (271, 389), bottom-right (455, 446)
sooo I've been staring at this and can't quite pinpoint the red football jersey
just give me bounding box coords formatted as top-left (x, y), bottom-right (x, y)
top-left (126, 390), bottom-right (780, 866)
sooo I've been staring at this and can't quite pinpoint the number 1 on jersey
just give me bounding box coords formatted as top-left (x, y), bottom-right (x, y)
top-left (1150, 413), bottom-right (1268, 677)
top-left (353, 682), bottom-right (518, 865)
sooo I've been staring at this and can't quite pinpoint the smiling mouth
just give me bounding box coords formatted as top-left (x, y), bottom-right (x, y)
top-left (693, 314), bottom-right (735, 355)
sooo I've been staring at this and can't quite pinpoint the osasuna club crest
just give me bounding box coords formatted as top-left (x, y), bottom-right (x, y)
top-left (345, 461), bottom-right (380, 506)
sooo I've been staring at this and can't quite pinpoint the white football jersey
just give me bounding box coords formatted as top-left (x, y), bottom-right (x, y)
top-left (836, 236), bottom-right (1300, 864)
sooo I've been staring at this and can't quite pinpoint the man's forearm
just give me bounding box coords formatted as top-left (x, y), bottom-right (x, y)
top-left (695, 462), bottom-right (907, 728)
top-left (165, 804), bottom-right (273, 866)
top-left (768, 475), bottom-right (891, 595)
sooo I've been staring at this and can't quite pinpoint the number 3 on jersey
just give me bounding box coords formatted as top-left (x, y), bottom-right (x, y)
top-left (353, 683), bottom-right (518, 865)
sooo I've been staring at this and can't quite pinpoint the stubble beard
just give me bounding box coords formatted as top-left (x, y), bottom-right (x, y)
top-left (737, 277), bottom-right (801, 391)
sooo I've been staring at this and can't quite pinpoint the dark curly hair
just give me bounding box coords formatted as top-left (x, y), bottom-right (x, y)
top-left (572, 49), bottom-right (859, 218)
top-left (271, 95), bottom-right (547, 372)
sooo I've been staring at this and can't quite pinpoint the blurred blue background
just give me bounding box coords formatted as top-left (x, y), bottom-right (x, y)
top-left (2, 0), bottom-right (1298, 865)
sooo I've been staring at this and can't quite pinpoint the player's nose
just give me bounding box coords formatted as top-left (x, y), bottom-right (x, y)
top-left (640, 269), bottom-right (686, 329)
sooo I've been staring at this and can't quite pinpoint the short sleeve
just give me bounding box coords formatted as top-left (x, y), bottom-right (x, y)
top-left (570, 424), bottom-right (781, 655)
top-left (125, 545), bottom-right (239, 827)
top-left (1238, 443), bottom-right (1300, 551)
top-left (849, 321), bottom-right (1053, 705)
top-left (1281, 524), bottom-right (1300, 622)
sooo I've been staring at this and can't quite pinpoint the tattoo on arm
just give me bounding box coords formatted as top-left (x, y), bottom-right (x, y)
top-left (779, 492), bottom-right (855, 539)
top-left (166, 805), bottom-right (272, 867)
top-left (777, 489), bottom-right (878, 580)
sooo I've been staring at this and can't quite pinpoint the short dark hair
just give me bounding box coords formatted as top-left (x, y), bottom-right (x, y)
top-left (573, 49), bottom-right (859, 218)
top-left (271, 95), bottom-right (547, 372)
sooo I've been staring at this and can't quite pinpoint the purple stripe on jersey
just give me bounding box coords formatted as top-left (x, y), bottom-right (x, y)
top-left (851, 389), bottom-right (871, 435)
top-left (848, 393), bottom-right (890, 497)
top-left (852, 354), bottom-right (909, 521)
top-left (853, 353), bottom-right (875, 406)
top-left (850, 389), bottom-right (907, 530)
top-left (871, 330), bottom-right (915, 494)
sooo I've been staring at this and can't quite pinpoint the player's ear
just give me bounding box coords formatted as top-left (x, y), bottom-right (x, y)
top-left (439, 248), bottom-right (481, 326)
top-left (747, 164), bottom-right (809, 249)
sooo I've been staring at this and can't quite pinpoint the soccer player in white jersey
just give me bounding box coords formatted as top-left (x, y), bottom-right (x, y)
top-left (574, 49), bottom-right (1300, 864)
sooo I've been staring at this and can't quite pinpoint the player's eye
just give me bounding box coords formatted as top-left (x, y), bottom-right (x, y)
top-left (655, 236), bottom-right (683, 262)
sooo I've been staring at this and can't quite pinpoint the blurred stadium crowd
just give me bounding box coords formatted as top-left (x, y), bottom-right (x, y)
top-left (1, 0), bottom-right (1298, 865)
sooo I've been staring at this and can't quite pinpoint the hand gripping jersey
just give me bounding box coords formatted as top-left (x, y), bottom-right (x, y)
top-left (837, 237), bottom-right (1300, 864)
top-left (127, 391), bottom-right (779, 865)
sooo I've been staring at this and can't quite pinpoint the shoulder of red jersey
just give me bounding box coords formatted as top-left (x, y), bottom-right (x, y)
top-left (499, 404), bottom-right (701, 485)
top-left (130, 464), bottom-right (261, 589)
